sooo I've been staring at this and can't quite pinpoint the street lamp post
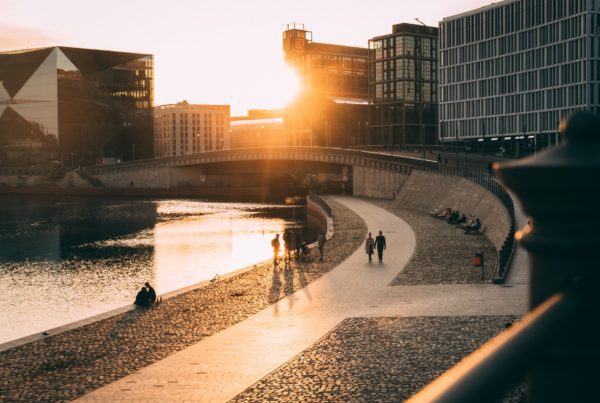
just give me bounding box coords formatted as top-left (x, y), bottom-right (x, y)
top-left (455, 123), bottom-right (459, 174)
top-left (421, 124), bottom-right (426, 159)
top-left (482, 121), bottom-right (486, 159)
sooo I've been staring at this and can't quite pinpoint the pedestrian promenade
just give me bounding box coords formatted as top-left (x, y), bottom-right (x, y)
top-left (78, 196), bottom-right (527, 402)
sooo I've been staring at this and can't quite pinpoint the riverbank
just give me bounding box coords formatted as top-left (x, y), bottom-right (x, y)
top-left (0, 198), bottom-right (367, 402)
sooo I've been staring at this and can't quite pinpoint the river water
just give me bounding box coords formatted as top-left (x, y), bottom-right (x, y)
top-left (0, 197), bottom-right (308, 344)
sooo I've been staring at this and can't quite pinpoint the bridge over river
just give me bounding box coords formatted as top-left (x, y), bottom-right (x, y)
top-left (84, 146), bottom-right (437, 199)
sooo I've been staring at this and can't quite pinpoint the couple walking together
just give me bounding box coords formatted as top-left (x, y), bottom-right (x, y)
top-left (365, 230), bottom-right (386, 263)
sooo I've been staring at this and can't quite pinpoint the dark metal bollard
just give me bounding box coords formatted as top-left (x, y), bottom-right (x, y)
top-left (495, 111), bottom-right (600, 403)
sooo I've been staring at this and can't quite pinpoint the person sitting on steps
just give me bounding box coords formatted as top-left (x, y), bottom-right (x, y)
top-left (464, 218), bottom-right (481, 234)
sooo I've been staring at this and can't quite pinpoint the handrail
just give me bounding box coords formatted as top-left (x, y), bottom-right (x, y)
top-left (407, 281), bottom-right (586, 402)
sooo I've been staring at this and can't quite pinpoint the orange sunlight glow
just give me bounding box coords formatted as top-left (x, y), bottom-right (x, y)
top-left (269, 61), bottom-right (301, 109)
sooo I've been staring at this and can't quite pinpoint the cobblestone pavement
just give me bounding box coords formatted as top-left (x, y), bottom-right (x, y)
top-left (370, 200), bottom-right (499, 285)
top-left (233, 316), bottom-right (525, 402)
top-left (0, 199), bottom-right (366, 403)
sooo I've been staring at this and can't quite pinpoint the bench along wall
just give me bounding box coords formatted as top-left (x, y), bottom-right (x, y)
top-left (392, 170), bottom-right (511, 254)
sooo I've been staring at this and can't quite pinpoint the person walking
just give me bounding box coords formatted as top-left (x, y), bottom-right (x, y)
top-left (283, 229), bottom-right (292, 263)
top-left (375, 230), bottom-right (386, 262)
top-left (317, 233), bottom-right (325, 262)
top-left (365, 232), bottom-right (375, 263)
top-left (271, 233), bottom-right (281, 266)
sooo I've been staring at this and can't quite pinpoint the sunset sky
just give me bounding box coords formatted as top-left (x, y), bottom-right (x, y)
top-left (0, 0), bottom-right (494, 116)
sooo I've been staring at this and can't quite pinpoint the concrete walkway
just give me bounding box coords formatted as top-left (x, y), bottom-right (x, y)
top-left (77, 196), bottom-right (527, 402)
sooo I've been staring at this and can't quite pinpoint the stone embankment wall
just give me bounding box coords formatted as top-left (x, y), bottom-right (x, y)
top-left (393, 170), bottom-right (511, 253)
top-left (94, 167), bottom-right (172, 188)
top-left (0, 171), bottom-right (92, 188)
top-left (352, 166), bottom-right (410, 199)
top-left (307, 195), bottom-right (334, 240)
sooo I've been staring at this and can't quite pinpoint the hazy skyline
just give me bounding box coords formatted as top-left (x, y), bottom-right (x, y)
top-left (1, 0), bottom-right (494, 116)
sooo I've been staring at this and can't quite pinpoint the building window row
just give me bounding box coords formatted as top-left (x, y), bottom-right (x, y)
top-left (441, 0), bottom-right (587, 48)
top-left (310, 54), bottom-right (367, 76)
top-left (441, 61), bottom-right (586, 102)
top-left (441, 37), bottom-right (586, 80)
top-left (441, 84), bottom-right (588, 121)
top-left (370, 36), bottom-right (438, 60)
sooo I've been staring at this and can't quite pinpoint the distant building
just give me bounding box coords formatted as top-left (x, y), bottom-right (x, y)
top-left (154, 102), bottom-right (230, 157)
top-left (283, 25), bottom-right (369, 147)
top-left (439, 0), bottom-right (600, 157)
top-left (368, 23), bottom-right (439, 148)
top-left (230, 109), bottom-right (284, 148)
top-left (0, 46), bottom-right (154, 166)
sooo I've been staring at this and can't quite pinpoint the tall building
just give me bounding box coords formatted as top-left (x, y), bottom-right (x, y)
top-left (368, 23), bottom-right (439, 148)
top-left (283, 25), bottom-right (369, 147)
top-left (439, 0), bottom-right (600, 157)
top-left (154, 101), bottom-right (230, 157)
top-left (0, 47), bottom-right (154, 166)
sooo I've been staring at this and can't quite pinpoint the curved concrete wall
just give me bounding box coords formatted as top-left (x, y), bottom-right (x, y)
top-left (352, 166), bottom-right (410, 199)
top-left (306, 195), bottom-right (334, 240)
top-left (392, 170), bottom-right (511, 252)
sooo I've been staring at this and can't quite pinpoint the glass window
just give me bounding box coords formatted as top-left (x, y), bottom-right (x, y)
top-left (375, 62), bottom-right (383, 81)
top-left (405, 36), bottom-right (415, 56)
top-left (395, 36), bottom-right (404, 56)
top-left (422, 38), bottom-right (431, 58)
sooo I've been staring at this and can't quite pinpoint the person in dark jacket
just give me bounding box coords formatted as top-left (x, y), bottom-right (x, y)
top-left (375, 230), bottom-right (387, 262)
top-left (317, 233), bottom-right (325, 262)
top-left (134, 287), bottom-right (149, 306)
top-left (145, 282), bottom-right (156, 304)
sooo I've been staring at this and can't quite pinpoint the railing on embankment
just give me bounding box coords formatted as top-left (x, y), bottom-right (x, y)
top-left (408, 112), bottom-right (600, 403)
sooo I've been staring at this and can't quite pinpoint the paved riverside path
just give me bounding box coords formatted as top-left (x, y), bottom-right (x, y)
top-left (78, 196), bottom-right (527, 402)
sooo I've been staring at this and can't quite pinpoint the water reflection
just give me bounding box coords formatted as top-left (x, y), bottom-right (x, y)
top-left (0, 197), bottom-right (308, 344)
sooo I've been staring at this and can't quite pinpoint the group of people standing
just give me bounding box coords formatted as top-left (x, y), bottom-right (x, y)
top-left (271, 229), bottom-right (325, 266)
top-left (365, 230), bottom-right (386, 263)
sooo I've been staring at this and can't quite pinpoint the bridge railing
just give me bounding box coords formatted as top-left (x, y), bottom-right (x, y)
top-left (84, 146), bottom-right (440, 174)
top-left (409, 112), bottom-right (600, 403)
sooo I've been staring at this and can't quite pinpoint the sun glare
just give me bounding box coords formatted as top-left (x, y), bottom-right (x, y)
top-left (270, 62), bottom-right (300, 108)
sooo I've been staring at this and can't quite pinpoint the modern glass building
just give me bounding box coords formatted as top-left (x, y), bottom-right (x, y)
top-left (0, 47), bottom-right (153, 166)
top-left (154, 102), bottom-right (230, 157)
top-left (368, 23), bottom-right (439, 148)
top-left (439, 0), bottom-right (600, 157)
top-left (283, 25), bottom-right (369, 147)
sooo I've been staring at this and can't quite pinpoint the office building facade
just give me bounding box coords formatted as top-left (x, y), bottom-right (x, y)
top-left (439, 0), bottom-right (600, 156)
top-left (154, 102), bottom-right (230, 157)
top-left (368, 23), bottom-right (439, 148)
top-left (0, 47), bottom-right (153, 166)
top-left (283, 25), bottom-right (369, 147)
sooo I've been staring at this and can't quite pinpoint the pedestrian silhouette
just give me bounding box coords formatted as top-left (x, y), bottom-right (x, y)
top-left (365, 232), bottom-right (375, 263)
top-left (271, 233), bottom-right (281, 266)
top-left (375, 230), bottom-right (386, 262)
